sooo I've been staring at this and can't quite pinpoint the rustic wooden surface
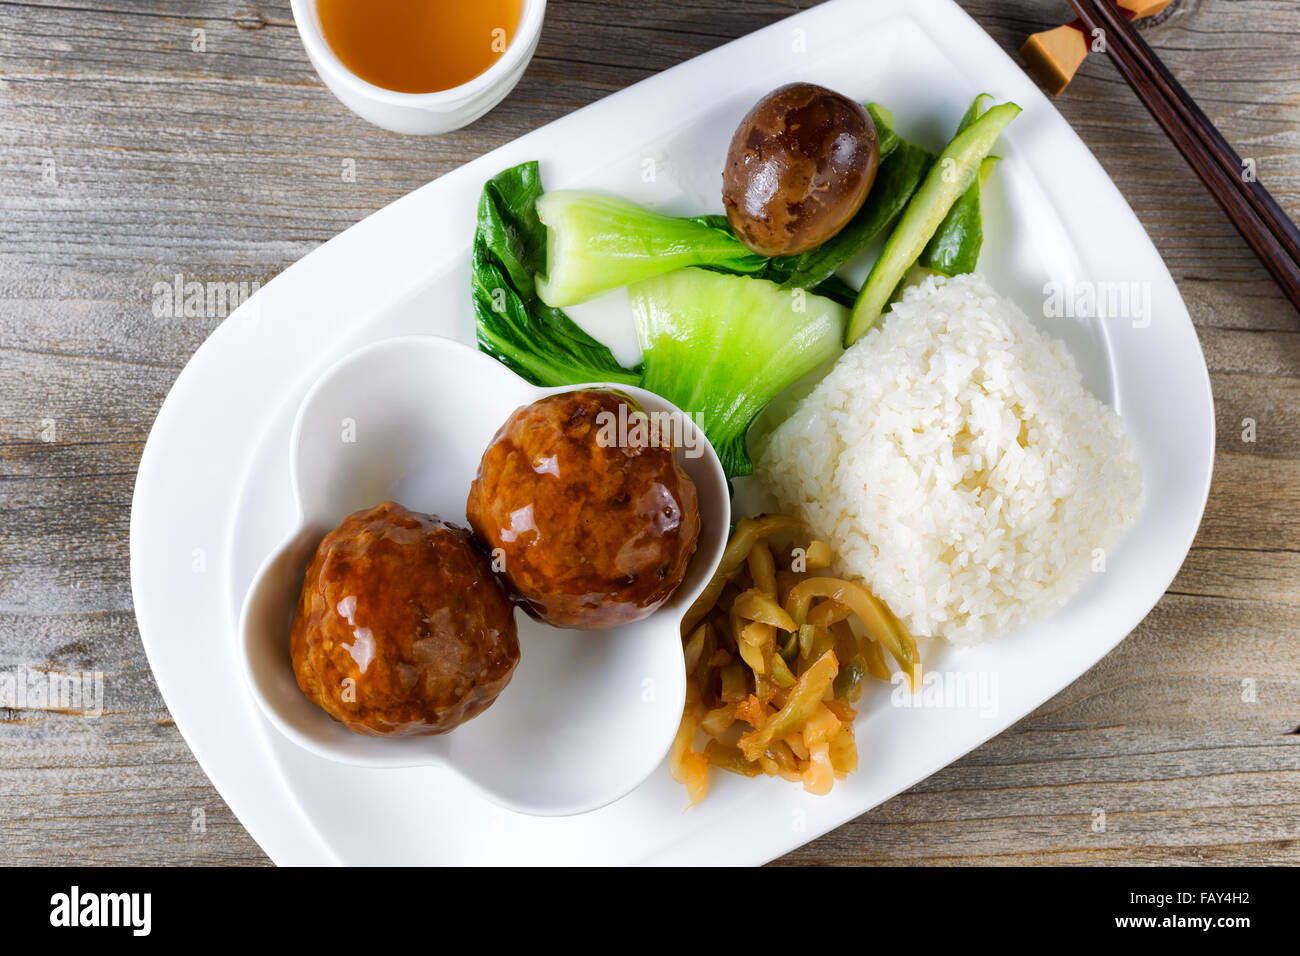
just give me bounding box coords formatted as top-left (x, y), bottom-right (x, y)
top-left (1, 0), bottom-right (1297, 866)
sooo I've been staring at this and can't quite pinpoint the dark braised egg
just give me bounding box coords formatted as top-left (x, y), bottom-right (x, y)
top-left (722, 82), bottom-right (880, 257)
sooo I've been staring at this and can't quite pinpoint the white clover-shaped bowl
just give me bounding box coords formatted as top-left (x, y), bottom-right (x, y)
top-left (237, 335), bottom-right (730, 816)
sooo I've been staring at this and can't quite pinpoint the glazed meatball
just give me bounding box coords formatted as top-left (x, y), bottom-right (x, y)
top-left (290, 501), bottom-right (518, 736)
top-left (466, 390), bottom-right (701, 630)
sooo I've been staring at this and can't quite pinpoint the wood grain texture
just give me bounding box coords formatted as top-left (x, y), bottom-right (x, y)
top-left (1, 0), bottom-right (1297, 866)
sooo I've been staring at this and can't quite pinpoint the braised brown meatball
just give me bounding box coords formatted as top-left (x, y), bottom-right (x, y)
top-left (466, 390), bottom-right (701, 630)
top-left (290, 501), bottom-right (518, 736)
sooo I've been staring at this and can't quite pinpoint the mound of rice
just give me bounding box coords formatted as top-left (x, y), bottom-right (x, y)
top-left (755, 273), bottom-right (1143, 644)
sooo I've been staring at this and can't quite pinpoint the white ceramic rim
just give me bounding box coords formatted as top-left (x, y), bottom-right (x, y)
top-left (289, 0), bottom-right (547, 110)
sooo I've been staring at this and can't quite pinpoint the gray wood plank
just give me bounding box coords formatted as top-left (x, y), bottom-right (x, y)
top-left (1, 0), bottom-right (1297, 866)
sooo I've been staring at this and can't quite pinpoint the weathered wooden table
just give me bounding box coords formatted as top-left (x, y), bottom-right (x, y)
top-left (1, 0), bottom-right (1297, 865)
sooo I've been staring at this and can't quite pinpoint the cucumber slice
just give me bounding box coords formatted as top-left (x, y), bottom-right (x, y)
top-left (867, 103), bottom-right (899, 160)
top-left (920, 93), bottom-right (994, 276)
top-left (846, 101), bottom-right (1020, 344)
top-left (920, 155), bottom-right (999, 277)
top-left (535, 191), bottom-right (766, 307)
top-left (629, 267), bottom-right (847, 477)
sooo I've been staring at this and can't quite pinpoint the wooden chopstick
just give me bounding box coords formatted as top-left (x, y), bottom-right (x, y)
top-left (1074, 0), bottom-right (1300, 265)
top-left (1067, 0), bottom-right (1300, 311)
top-left (1021, 0), bottom-right (1172, 96)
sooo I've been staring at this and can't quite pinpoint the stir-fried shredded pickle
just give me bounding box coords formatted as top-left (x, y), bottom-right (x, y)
top-left (671, 515), bottom-right (921, 804)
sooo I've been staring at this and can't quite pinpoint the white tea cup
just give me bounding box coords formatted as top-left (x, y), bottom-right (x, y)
top-left (290, 0), bottom-right (547, 135)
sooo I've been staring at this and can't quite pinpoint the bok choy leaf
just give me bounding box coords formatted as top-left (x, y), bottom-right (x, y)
top-left (471, 161), bottom-right (641, 388)
top-left (534, 191), bottom-right (767, 307)
top-left (629, 267), bottom-right (847, 477)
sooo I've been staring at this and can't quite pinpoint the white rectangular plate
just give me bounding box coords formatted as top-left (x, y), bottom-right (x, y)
top-left (131, 0), bottom-right (1213, 865)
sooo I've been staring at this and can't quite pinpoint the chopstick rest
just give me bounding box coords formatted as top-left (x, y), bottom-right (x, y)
top-left (1021, 0), bottom-right (1173, 95)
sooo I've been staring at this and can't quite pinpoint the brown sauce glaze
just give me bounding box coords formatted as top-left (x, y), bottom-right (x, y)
top-left (467, 390), bottom-right (701, 630)
top-left (290, 501), bottom-right (519, 736)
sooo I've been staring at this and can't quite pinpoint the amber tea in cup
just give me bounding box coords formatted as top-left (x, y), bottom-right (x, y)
top-left (317, 0), bottom-right (525, 94)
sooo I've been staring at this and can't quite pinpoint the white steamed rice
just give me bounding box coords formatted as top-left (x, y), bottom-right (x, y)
top-left (755, 272), bottom-right (1143, 644)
